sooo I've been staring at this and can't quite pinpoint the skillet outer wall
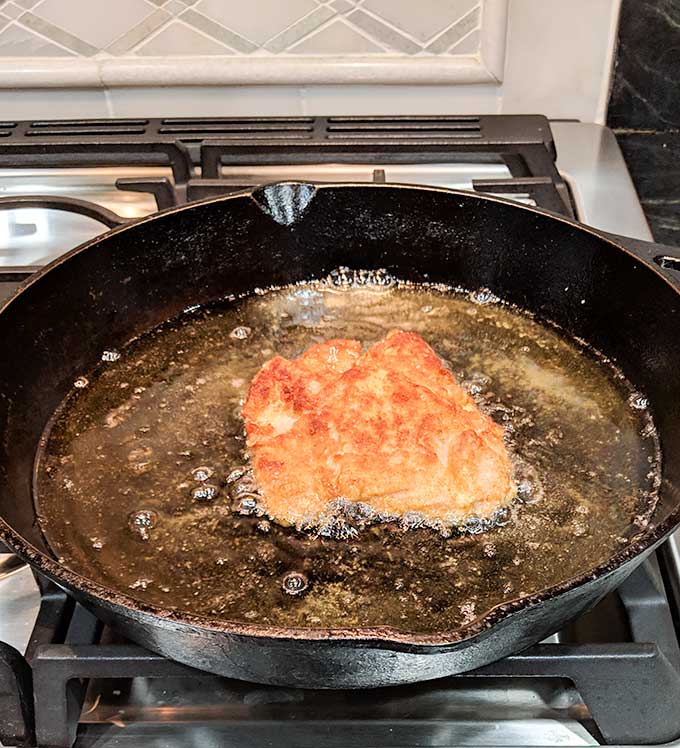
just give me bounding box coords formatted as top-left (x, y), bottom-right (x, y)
top-left (42, 543), bottom-right (656, 688)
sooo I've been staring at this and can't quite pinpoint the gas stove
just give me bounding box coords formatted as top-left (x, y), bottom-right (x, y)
top-left (0, 115), bottom-right (679, 748)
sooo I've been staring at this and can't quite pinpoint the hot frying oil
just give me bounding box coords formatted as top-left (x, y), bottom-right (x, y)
top-left (35, 272), bottom-right (661, 633)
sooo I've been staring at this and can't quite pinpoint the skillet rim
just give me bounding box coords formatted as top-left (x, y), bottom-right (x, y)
top-left (0, 180), bottom-right (678, 649)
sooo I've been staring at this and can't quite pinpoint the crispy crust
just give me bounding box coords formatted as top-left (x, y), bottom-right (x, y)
top-left (243, 331), bottom-right (514, 526)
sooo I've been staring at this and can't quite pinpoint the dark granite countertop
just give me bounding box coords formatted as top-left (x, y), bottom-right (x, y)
top-left (615, 130), bottom-right (680, 246)
top-left (608, 0), bottom-right (680, 247)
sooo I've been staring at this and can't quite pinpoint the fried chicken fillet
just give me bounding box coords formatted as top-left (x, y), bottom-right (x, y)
top-left (242, 331), bottom-right (514, 527)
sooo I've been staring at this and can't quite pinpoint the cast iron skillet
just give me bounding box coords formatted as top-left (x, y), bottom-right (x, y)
top-left (1, 182), bottom-right (680, 688)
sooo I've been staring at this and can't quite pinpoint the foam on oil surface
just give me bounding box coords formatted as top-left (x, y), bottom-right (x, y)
top-left (34, 270), bottom-right (660, 633)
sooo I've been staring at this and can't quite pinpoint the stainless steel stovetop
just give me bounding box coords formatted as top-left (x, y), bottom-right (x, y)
top-left (0, 118), bottom-right (678, 748)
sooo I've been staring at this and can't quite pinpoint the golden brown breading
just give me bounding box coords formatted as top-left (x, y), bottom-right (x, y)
top-left (243, 339), bottom-right (361, 446)
top-left (242, 331), bottom-right (514, 527)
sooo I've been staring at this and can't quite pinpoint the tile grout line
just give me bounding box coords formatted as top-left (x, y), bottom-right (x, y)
top-left (134, 14), bottom-right (239, 54)
top-left (286, 11), bottom-right (391, 54)
top-left (180, 7), bottom-right (257, 53)
top-left (425, 7), bottom-right (480, 55)
top-left (424, 5), bottom-right (480, 50)
top-left (17, 10), bottom-right (99, 55)
top-left (105, 8), bottom-right (173, 56)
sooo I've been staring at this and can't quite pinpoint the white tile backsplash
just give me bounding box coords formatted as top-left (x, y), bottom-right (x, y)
top-left (105, 83), bottom-right (305, 116)
top-left (0, 3), bottom-right (23, 20)
top-left (0, 86), bottom-right (108, 116)
top-left (0, 20), bottom-right (74, 55)
top-left (289, 18), bottom-right (385, 55)
top-left (135, 20), bottom-right (231, 55)
top-left (33, 0), bottom-right (156, 49)
top-left (0, 0), bottom-right (622, 125)
top-left (0, 0), bottom-right (486, 59)
top-left (361, 0), bottom-right (478, 44)
top-left (195, 0), bottom-right (318, 47)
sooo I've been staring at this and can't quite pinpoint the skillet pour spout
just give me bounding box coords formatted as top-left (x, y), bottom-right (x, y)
top-left (1, 182), bottom-right (680, 688)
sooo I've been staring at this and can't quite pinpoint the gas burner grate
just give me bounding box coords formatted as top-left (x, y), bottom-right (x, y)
top-left (1, 556), bottom-right (679, 747)
top-left (0, 114), bottom-right (574, 229)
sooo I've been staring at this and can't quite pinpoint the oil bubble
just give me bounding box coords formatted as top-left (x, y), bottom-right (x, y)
top-left (460, 601), bottom-right (476, 623)
top-left (129, 578), bottom-right (152, 590)
top-left (493, 506), bottom-right (511, 526)
top-left (236, 496), bottom-right (260, 515)
top-left (400, 512), bottom-right (426, 531)
top-left (73, 377), bottom-right (89, 389)
top-left (232, 478), bottom-right (259, 498)
top-left (230, 326), bottom-right (251, 340)
top-left (461, 516), bottom-right (485, 534)
top-left (226, 466), bottom-right (248, 484)
top-left (192, 484), bottom-right (219, 502)
top-left (128, 509), bottom-right (158, 541)
top-left (516, 480), bottom-right (539, 504)
top-left (191, 466), bottom-right (214, 482)
top-left (641, 421), bottom-right (656, 439)
top-left (129, 462), bottom-right (151, 475)
top-left (628, 393), bottom-right (648, 410)
top-left (572, 521), bottom-right (588, 537)
top-left (282, 571), bottom-right (309, 596)
top-left (469, 288), bottom-right (499, 305)
top-left (319, 517), bottom-right (359, 540)
top-left (326, 267), bottom-right (394, 288)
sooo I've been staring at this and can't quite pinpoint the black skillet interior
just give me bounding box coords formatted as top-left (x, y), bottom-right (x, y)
top-left (1, 182), bottom-right (680, 602)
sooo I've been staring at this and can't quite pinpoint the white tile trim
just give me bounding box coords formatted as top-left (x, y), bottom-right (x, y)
top-left (0, 58), bottom-right (99, 86)
top-left (0, 53), bottom-right (504, 88)
top-left (102, 55), bottom-right (502, 85)
top-left (479, 0), bottom-right (508, 83)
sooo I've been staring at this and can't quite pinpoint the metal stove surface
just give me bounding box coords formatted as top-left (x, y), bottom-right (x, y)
top-left (0, 121), bottom-right (678, 748)
top-left (0, 122), bottom-right (652, 270)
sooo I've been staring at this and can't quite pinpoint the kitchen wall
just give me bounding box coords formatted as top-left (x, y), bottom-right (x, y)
top-left (607, 0), bottom-right (680, 246)
top-left (0, 0), bottom-right (619, 122)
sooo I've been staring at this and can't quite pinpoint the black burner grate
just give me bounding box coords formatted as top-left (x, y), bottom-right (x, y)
top-left (1, 556), bottom-right (679, 747)
top-left (0, 114), bottom-right (573, 239)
